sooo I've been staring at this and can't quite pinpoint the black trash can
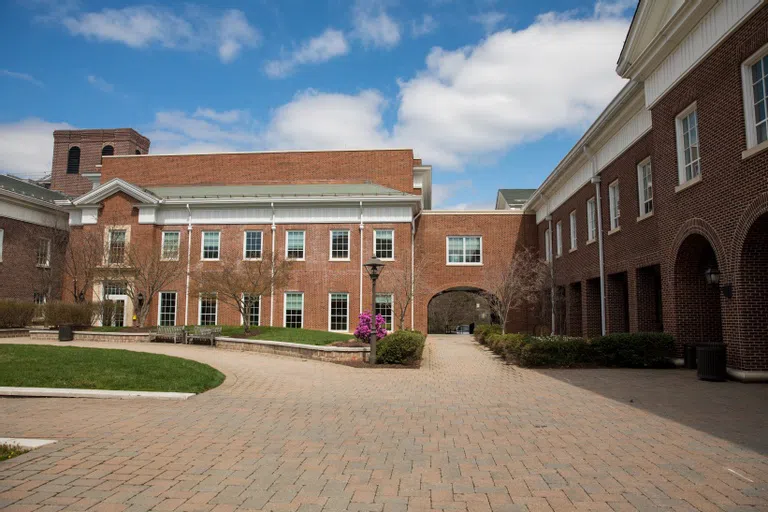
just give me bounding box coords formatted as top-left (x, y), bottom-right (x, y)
top-left (683, 344), bottom-right (697, 369)
top-left (58, 324), bottom-right (73, 342)
top-left (696, 343), bottom-right (727, 381)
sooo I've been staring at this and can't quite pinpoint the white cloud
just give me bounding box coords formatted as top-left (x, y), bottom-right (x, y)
top-left (1, 69), bottom-right (44, 87)
top-left (193, 108), bottom-right (247, 124)
top-left (352, 0), bottom-right (401, 49)
top-left (147, 109), bottom-right (259, 154)
top-left (265, 29), bottom-right (349, 78)
top-left (86, 75), bottom-right (114, 93)
top-left (470, 11), bottom-right (506, 33)
top-left (60, 6), bottom-right (259, 63)
top-left (433, 179), bottom-right (472, 208)
top-left (594, 0), bottom-right (637, 18)
top-left (411, 15), bottom-right (438, 37)
top-left (0, 118), bottom-right (74, 178)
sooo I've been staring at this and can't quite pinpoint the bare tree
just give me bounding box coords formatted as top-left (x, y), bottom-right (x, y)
top-left (483, 247), bottom-right (549, 334)
top-left (61, 227), bottom-right (106, 303)
top-left (379, 254), bottom-right (434, 330)
top-left (192, 249), bottom-right (290, 333)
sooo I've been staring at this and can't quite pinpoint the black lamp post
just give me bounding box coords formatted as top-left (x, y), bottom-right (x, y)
top-left (363, 255), bottom-right (386, 364)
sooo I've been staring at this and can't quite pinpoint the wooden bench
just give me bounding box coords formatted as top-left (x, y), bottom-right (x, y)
top-left (186, 326), bottom-right (221, 346)
top-left (149, 326), bottom-right (186, 344)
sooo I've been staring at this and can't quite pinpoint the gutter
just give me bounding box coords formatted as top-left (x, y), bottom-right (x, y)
top-left (359, 201), bottom-right (364, 314)
top-left (410, 208), bottom-right (423, 330)
top-left (184, 203), bottom-right (192, 326)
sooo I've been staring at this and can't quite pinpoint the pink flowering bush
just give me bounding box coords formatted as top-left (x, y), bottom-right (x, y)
top-left (354, 311), bottom-right (388, 342)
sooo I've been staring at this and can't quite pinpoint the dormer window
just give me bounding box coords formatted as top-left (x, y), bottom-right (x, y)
top-left (67, 147), bottom-right (80, 174)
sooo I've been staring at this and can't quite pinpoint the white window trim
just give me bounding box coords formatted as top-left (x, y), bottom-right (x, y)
top-left (555, 221), bottom-right (563, 258)
top-left (375, 293), bottom-right (395, 332)
top-left (608, 180), bottom-right (620, 232)
top-left (36, 238), bottom-right (51, 268)
top-left (636, 157), bottom-right (653, 219)
top-left (373, 229), bottom-right (395, 261)
top-left (104, 225), bottom-right (131, 266)
top-left (240, 294), bottom-right (261, 326)
top-left (544, 228), bottom-right (552, 262)
top-left (329, 229), bottom-right (351, 261)
top-left (157, 291), bottom-right (177, 326)
top-left (675, 102), bottom-right (700, 185)
top-left (161, 231), bottom-right (181, 261)
top-left (283, 292), bottom-right (304, 328)
top-left (243, 231), bottom-right (263, 261)
top-left (569, 210), bottom-right (577, 252)
top-left (328, 292), bottom-right (350, 332)
top-left (198, 293), bottom-right (218, 325)
top-left (0, 228), bottom-right (4, 262)
top-left (446, 236), bottom-right (483, 266)
top-left (285, 230), bottom-right (306, 261)
top-left (586, 198), bottom-right (597, 243)
top-left (742, 43), bottom-right (768, 154)
top-left (201, 231), bottom-right (221, 261)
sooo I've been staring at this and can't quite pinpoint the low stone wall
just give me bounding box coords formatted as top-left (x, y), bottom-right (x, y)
top-left (29, 330), bottom-right (150, 343)
top-left (216, 337), bottom-right (370, 363)
top-left (0, 329), bottom-right (29, 338)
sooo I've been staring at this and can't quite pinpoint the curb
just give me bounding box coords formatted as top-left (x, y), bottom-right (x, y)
top-left (0, 387), bottom-right (195, 400)
top-left (0, 438), bottom-right (57, 449)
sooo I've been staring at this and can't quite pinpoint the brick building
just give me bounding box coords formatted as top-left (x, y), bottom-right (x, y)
top-left (527, 0), bottom-right (768, 380)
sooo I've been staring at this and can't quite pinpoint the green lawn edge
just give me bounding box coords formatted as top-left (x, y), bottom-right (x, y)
top-left (87, 326), bottom-right (353, 346)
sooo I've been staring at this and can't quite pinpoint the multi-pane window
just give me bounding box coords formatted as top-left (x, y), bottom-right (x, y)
top-left (199, 294), bottom-right (217, 325)
top-left (202, 231), bottom-right (220, 260)
top-left (103, 281), bottom-right (127, 296)
top-left (637, 159), bottom-right (653, 216)
top-left (158, 292), bottom-right (177, 326)
top-left (284, 292), bottom-right (304, 328)
top-left (36, 238), bottom-right (50, 267)
top-left (447, 236), bottom-right (482, 264)
top-left (749, 53), bottom-right (768, 144)
top-left (244, 294), bottom-right (260, 327)
top-left (375, 293), bottom-right (394, 331)
top-left (330, 230), bottom-right (350, 260)
top-left (608, 181), bottom-right (620, 230)
top-left (544, 228), bottom-right (552, 262)
top-left (555, 222), bottom-right (562, 258)
top-left (676, 105), bottom-right (700, 184)
top-left (587, 198), bottom-right (597, 242)
top-left (161, 231), bottom-right (180, 260)
top-left (108, 230), bottom-right (126, 264)
top-left (286, 231), bottom-right (305, 260)
top-left (244, 231), bottom-right (262, 260)
top-left (329, 293), bottom-right (349, 332)
top-left (33, 292), bottom-right (46, 305)
top-left (374, 230), bottom-right (394, 260)
top-left (569, 210), bottom-right (577, 250)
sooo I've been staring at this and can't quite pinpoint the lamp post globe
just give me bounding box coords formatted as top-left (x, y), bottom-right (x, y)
top-left (363, 256), bottom-right (386, 364)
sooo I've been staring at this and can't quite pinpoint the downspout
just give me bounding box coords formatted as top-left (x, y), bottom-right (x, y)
top-left (184, 203), bottom-right (192, 326)
top-left (586, 146), bottom-right (607, 336)
top-left (359, 201), bottom-right (364, 314)
top-left (410, 208), bottom-right (423, 330)
top-left (270, 202), bottom-right (276, 327)
top-left (546, 214), bottom-right (555, 334)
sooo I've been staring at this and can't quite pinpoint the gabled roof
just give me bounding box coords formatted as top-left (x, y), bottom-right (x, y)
top-left (0, 174), bottom-right (69, 204)
top-left (72, 178), bottom-right (160, 206)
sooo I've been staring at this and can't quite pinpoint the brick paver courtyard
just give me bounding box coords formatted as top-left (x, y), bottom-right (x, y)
top-left (0, 335), bottom-right (766, 511)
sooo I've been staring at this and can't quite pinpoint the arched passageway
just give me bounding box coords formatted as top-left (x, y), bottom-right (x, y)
top-left (674, 234), bottom-right (723, 346)
top-left (738, 212), bottom-right (768, 370)
top-left (427, 287), bottom-right (494, 334)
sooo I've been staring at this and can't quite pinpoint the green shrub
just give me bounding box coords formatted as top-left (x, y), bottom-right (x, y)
top-left (473, 324), bottom-right (501, 345)
top-left (0, 300), bottom-right (37, 328)
top-left (43, 301), bottom-right (97, 328)
top-left (518, 336), bottom-right (592, 367)
top-left (486, 333), bottom-right (526, 358)
top-left (591, 332), bottom-right (675, 368)
top-left (376, 330), bottom-right (426, 365)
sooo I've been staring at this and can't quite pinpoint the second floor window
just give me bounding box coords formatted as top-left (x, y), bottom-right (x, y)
top-left (555, 221), bottom-right (563, 257)
top-left (544, 228), bottom-right (552, 262)
top-left (108, 230), bottom-right (126, 264)
top-left (202, 231), bottom-right (220, 260)
top-left (330, 230), bottom-right (350, 260)
top-left (36, 238), bottom-right (50, 267)
top-left (569, 210), bottom-right (577, 250)
top-left (676, 104), bottom-right (700, 184)
top-left (744, 51), bottom-right (768, 148)
top-left (608, 181), bottom-right (620, 231)
top-left (286, 231), bottom-right (305, 260)
top-left (447, 236), bottom-right (482, 265)
top-left (244, 231), bottom-right (262, 260)
top-left (161, 231), bottom-right (180, 260)
top-left (637, 158), bottom-right (653, 216)
top-left (587, 197), bottom-right (597, 242)
top-left (374, 229), bottom-right (394, 259)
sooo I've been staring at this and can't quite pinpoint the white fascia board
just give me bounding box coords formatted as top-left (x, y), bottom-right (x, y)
top-left (160, 195), bottom-right (421, 206)
top-left (0, 188), bottom-right (67, 212)
top-left (73, 178), bottom-right (159, 206)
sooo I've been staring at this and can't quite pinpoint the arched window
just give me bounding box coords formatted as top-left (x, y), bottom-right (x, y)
top-left (135, 149), bottom-right (141, 155)
top-left (66, 147), bottom-right (80, 174)
top-left (101, 145), bottom-right (114, 157)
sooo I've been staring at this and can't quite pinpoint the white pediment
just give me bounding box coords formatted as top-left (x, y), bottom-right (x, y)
top-left (72, 178), bottom-right (160, 206)
top-left (618, 0), bottom-right (687, 76)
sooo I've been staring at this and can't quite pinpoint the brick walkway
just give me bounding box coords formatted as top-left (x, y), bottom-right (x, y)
top-left (0, 335), bottom-right (766, 511)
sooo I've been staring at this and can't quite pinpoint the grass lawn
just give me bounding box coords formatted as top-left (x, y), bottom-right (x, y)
top-left (219, 326), bottom-right (352, 346)
top-left (0, 345), bottom-right (225, 393)
top-left (0, 443), bottom-right (29, 462)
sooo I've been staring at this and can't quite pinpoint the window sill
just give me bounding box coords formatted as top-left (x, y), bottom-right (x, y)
top-left (243, 257), bottom-right (263, 262)
top-left (161, 258), bottom-right (180, 262)
top-left (378, 258), bottom-right (395, 262)
top-left (201, 259), bottom-right (220, 262)
top-left (446, 262), bottom-right (483, 266)
top-left (636, 211), bottom-right (654, 223)
top-left (607, 227), bottom-right (621, 236)
top-left (742, 139), bottom-right (768, 160)
top-left (586, 239), bottom-right (596, 246)
top-left (569, 247), bottom-right (577, 253)
top-left (330, 258), bottom-right (351, 262)
top-left (675, 174), bottom-right (702, 193)
top-left (555, 254), bottom-right (562, 259)
top-left (36, 264), bottom-right (50, 269)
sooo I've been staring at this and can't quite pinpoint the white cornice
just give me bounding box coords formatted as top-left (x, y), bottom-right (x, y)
top-left (0, 187), bottom-right (67, 213)
top-left (71, 178), bottom-right (160, 206)
top-left (158, 195), bottom-right (421, 206)
top-left (422, 210), bottom-right (531, 216)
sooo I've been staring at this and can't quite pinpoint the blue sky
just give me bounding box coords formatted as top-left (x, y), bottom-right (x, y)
top-left (0, 0), bottom-right (635, 209)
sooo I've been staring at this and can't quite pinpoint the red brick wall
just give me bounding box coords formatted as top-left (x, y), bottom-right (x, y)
top-left (51, 129), bottom-right (150, 197)
top-left (100, 149), bottom-right (419, 195)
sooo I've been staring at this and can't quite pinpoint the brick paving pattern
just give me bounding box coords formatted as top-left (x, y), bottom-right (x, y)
top-left (0, 336), bottom-right (766, 511)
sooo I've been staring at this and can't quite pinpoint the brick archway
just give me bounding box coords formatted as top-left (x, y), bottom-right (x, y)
top-left (426, 286), bottom-right (494, 334)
